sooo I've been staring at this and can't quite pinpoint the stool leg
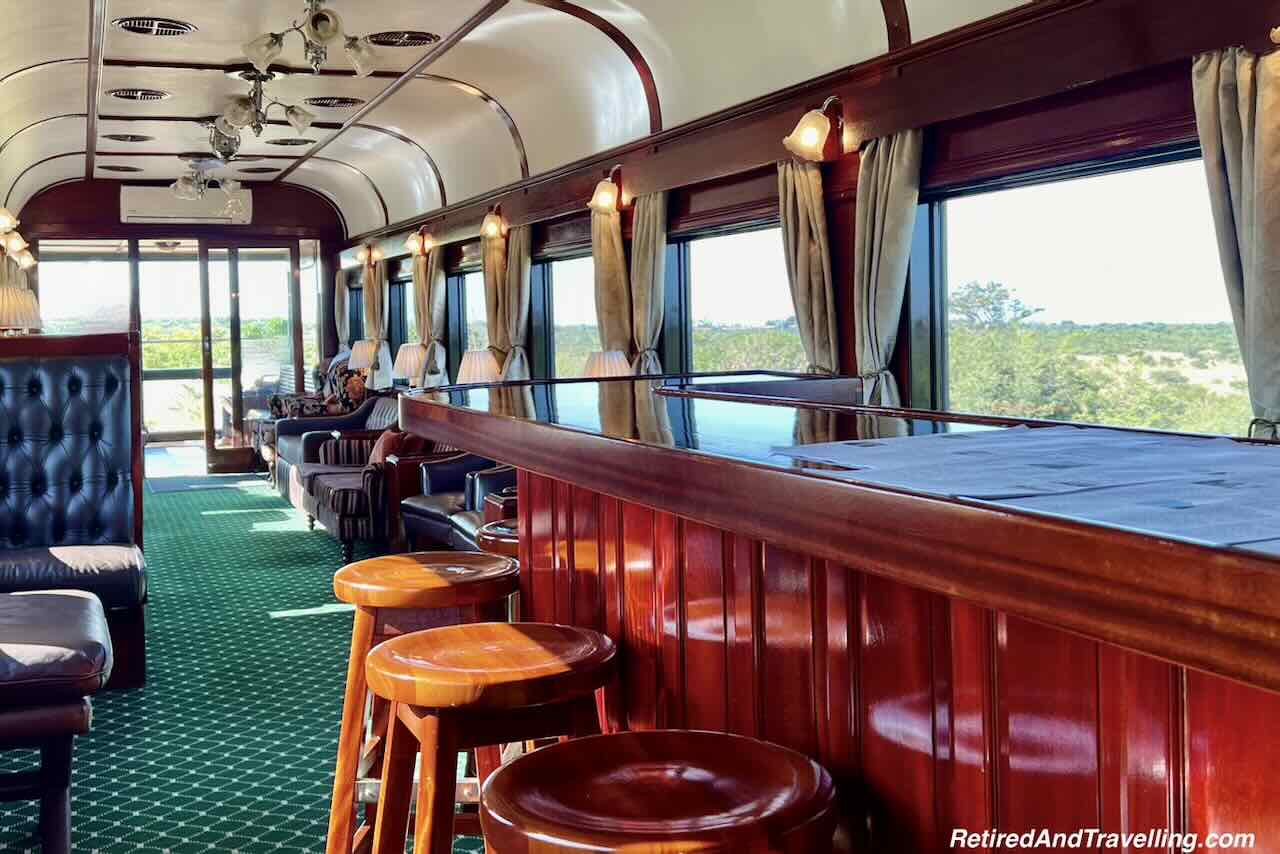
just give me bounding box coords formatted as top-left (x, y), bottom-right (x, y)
top-left (371, 703), bottom-right (416, 854)
top-left (475, 745), bottom-right (502, 787)
top-left (38, 735), bottom-right (73, 854)
top-left (327, 605), bottom-right (377, 854)
top-left (413, 711), bottom-right (459, 854)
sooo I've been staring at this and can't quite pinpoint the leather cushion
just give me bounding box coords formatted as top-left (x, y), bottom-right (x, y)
top-left (401, 492), bottom-right (466, 522)
top-left (450, 510), bottom-right (485, 550)
top-left (0, 590), bottom-right (113, 705)
top-left (0, 545), bottom-right (146, 609)
top-left (276, 433), bottom-right (303, 466)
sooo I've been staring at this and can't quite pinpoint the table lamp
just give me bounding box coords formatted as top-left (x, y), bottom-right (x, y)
top-left (456, 350), bottom-right (501, 385)
top-left (0, 285), bottom-right (41, 335)
top-left (348, 339), bottom-right (378, 372)
top-left (392, 342), bottom-right (428, 387)
top-left (584, 350), bottom-right (632, 378)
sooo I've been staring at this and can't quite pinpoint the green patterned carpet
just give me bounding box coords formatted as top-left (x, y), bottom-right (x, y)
top-left (0, 482), bottom-right (484, 853)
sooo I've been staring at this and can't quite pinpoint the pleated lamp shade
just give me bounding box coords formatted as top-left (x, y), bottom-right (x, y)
top-left (456, 350), bottom-right (502, 385)
top-left (584, 350), bottom-right (632, 378)
top-left (348, 339), bottom-right (378, 371)
top-left (392, 342), bottom-right (428, 386)
top-left (0, 286), bottom-right (41, 332)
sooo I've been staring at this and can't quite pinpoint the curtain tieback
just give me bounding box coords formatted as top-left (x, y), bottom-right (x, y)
top-left (1249, 418), bottom-right (1280, 439)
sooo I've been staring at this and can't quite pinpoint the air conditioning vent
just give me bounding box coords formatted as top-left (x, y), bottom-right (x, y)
top-left (304, 96), bottom-right (366, 109)
top-left (112, 17), bottom-right (197, 36)
top-left (99, 165), bottom-right (144, 173)
top-left (102, 133), bottom-right (154, 143)
top-left (120, 186), bottom-right (252, 226)
top-left (265, 137), bottom-right (314, 147)
top-left (239, 167), bottom-right (281, 174)
top-left (109, 88), bottom-right (170, 102)
top-left (367, 30), bottom-right (440, 47)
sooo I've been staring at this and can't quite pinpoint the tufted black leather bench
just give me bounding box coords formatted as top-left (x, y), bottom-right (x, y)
top-left (0, 350), bottom-right (146, 688)
top-left (0, 589), bottom-right (113, 854)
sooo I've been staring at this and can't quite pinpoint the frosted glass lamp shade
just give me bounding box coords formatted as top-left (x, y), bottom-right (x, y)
top-left (222, 96), bottom-right (256, 129)
top-left (0, 286), bottom-right (41, 331)
top-left (3, 232), bottom-right (27, 254)
top-left (349, 339), bottom-right (378, 371)
top-left (243, 32), bottom-right (284, 73)
top-left (588, 179), bottom-right (618, 213)
top-left (15, 250), bottom-right (35, 270)
top-left (285, 105), bottom-right (315, 134)
top-left (456, 350), bottom-right (501, 385)
top-left (584, 350), bottom-right (632, 378)
top-left (344, 36), bottom-right (378, 78)
top-left (782, 108), bottom-right (831, 161)
top-left (0, 209), bottom-right (18, 234)
top-left (392, 343), bottom-right (428, 386)
top-left (481, 212), bottom-right (504, 239)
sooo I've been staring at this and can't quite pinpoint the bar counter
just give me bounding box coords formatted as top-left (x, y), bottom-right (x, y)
top-left (401, 373), bottom-right (1280, 852)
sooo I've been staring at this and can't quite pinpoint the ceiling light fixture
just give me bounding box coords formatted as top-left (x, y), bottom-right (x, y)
top-left (0, 209), bottom-right (35, 273)
top-left (217, 70), bottom-right (315, 156)
top-left (169, 161), bottom-right (248, 218)
top-left (481, 205), bottom-right (505, 239)
top-left (588, 165), bottom-right (623, 213)
top-left (244, 1), bottom-right (382, 76)
top-left (783, 96), bottom-right (845, 162)
top-left (404, 226), bottom-right (434, 256)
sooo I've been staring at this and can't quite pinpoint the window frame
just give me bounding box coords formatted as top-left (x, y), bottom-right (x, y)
top-left (908, 139), bottom-right (1212, 415)
top-left (543, 252), bottom-right (601, 379)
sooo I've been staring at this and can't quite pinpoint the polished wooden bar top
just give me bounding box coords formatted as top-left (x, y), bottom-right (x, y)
top-left (401, 373), bottom-right (1280, 693)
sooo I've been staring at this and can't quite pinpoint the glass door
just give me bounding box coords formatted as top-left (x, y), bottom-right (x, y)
top-left (138, 239), bottom-right (207, 442)
top-left (205, 243), bottom-right (301, 468)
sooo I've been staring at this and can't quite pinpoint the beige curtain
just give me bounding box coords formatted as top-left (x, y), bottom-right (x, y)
top-left (1194, 48), bottom-right (1280, 439)
top-left (779, 159), bottom-right (838, 375)
top-left (482, 227), bottom-right (508, 366)
top-left (631, 192), bottom-right (668, 374)
top-left (501, 225), bottom-right (532, 381)
top-left (414, 247), bottom-right (448, 387)
top-left (362, 259), bottom-right (393, 389)
top-left (593, 199), bottom-right (632, 355)
top-left (853, 129), bottom-right (923, 408)
top-left (333, 267), bottom-right (349, 349)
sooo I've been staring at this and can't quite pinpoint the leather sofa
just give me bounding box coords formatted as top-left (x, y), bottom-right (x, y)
top-left (0, 351), bottom-right (146, 689)
top-left (0, 590), bottom-right (112, 854)
top-left (402, 461), bottom-right (516, 551)
top-left (274, 394), bottom-right (400, 510)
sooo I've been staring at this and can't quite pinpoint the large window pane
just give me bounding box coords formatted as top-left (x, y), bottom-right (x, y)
top-left (688, 228), bottom-right (805, 373)
top-left (550, 257), bottom-right (598, 377)
top-left (300, 240), bottom-right (321, 384)
top-left (238, 247), bottom-right (293, 394)
top-left (139, 239), bottom-right (203, 436)
top-left (38, 239), bottom-right (131, 334)
top-left (463, 271), bottom-right (488, 352)
top-left (943, 158), bottom-right (1249, 435)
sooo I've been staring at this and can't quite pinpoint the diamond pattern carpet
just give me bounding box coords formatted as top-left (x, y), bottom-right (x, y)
top-left (0, 482), bottom-right (484, 853)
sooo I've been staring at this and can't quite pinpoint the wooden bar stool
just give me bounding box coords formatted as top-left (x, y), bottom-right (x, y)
top-left (476, 519), bottom-right (519, 559)
top-left (480, 730), bottom-right (838, 853)
top-left (327, 553), bottom-right (519, 854)
top-left (364, 622), bottom-right (616, 854)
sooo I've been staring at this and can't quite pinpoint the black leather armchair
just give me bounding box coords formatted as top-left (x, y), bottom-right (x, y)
top-left (451, 466), bottom-right (518, 550)
top-left (274, 394), bottom-right (400, 509)
top-left (400, 454), bottom-right (497, 549)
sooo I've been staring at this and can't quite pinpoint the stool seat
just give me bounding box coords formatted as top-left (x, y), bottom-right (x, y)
top-left (365, 623), bottom-right (615, 710)
top-left (481, 730), bottom-right (837, 853)
top-left (476, 519), bottom-right (519, 559)
top-left (333, 552), bottom-right (518, 610)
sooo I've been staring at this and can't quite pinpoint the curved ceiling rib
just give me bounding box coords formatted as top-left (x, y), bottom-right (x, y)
top-left (523, 0), bottom-right (662, 133)
top-left (352, 123), bottom-right (448, 206)
top-left (880, 0), bottom-right (913, 49)
top-left (6, 152), bottom-right (84, 208)
top-left (0, 113), bottom-right (88, 159)
top-left (85, 0), bottom-right (108, 178)
top-left (417, 74), bottom-right (529, 178)
top-left (0, 58), bottom-right (87, 87)
top-left (312, 156), bottom-right (390, 227)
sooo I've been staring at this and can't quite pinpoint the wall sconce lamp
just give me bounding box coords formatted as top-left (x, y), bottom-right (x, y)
top-left (355, 244), bottom-right (384, 264)
top-left (1272, 26), bottom-right (1280, 44)
top-left (481, 205), bottom-right (505, 239)
top-left (404, 226), bottom-right (434, 257)
top-left (588, 165), bottom-right (624, 213)
top-left (783, 96), bottom-right (845, 162)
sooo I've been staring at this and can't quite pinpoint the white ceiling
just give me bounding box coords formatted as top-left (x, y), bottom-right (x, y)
top-left (0, 0), bottom-right (1032, 237)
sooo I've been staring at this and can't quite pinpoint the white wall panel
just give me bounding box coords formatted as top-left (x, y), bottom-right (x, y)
top-left (287, 160), bottom-right (382, 237)
top-left (905, 0), bottom-right (1031, 43)
top-left (0, 63), bottom-right (89, 144)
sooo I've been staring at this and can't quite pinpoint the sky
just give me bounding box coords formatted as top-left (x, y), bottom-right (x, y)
top-left (947, 158), bottom-right (1232, 325)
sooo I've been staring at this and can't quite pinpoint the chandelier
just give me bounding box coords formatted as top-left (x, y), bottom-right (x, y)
top-left (243, 1), bottom-right (379, 77)
top-left (0, 209), bottom-right (35, 271)
top-left (215, 71), bottom-right (315, 148)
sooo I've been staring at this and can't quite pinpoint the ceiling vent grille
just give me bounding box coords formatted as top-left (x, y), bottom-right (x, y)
top-left (103, 133), bottom-right (155, 143)
top-left (367, 30), bottom-right (440, 47)
top-left (304, 96), bottom-right (366, 109)
top-left (111, 17), bottom-right (197, 37)
top-left (265, 138), bottom-right (314, 147)
top-left (109, 88), bottom-right (170, 102)
top-left (99, 165), bottom-right (145, 173)
top-left (239, 167), bottom-right (281, 174)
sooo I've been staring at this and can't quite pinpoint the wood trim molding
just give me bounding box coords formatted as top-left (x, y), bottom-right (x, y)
top-left (524, 0), bottom-right (663, 134)
top-left (84, 0), bottom-right (108, 179)
top-left (274, 0), bottom-right (510, 184)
